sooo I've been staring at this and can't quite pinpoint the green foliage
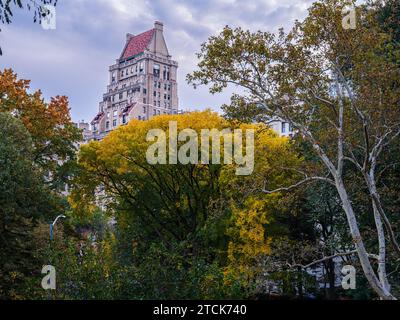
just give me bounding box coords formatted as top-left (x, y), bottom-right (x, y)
top-left (0, 113), bottom-right (48, 298)
top-left (0, 69), bottom-right (80, 299)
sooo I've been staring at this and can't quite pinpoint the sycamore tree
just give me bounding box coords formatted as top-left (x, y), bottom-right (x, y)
top-left (188, 0), bottom-right (400, 299)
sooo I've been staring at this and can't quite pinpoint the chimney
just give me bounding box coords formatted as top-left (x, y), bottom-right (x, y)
top-left (154, 21), bottom-right (163, 31)
top-left (126, 33), bottom-right (134, 42)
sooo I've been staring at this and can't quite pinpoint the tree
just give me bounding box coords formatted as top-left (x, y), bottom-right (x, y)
top-left (188, 0), bottom-right (400, 299)
top-left (0, 69), bottom-right (81, 299)
top-left (374, 0), bottom-right (400, 46)
top-left (70, 111), bottom-right (301, 298)
top-left (0, 113), bottom-right (51, 299)
top-left (0, 0), bottom-right (57, 55)
top-left (0, 68), bottom-right (81, 193)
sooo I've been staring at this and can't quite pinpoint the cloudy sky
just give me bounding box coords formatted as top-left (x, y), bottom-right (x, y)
top-left (0, 0), bottom-right (317, 122)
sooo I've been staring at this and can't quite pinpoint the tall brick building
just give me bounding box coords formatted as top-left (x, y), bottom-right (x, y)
top-left (91, 21), bottom-right (179, 140)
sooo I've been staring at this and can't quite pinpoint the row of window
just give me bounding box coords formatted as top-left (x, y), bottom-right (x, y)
top-left (106, 104), bottom-right (172, 118)
top-left (105, 87), bottom-right (141, 103)
top-left (153, 100), bottom-right (171, 108)
top-left (100, 108), bottom-right (177, 131)
top-left (106, 110), bottom-right (118, 118)
top-left (120, 62), bottom-right (145, 78)
top-left (105, 115), bottom-right (128, 130)
top-left (111, 62), bottom-right (145, 83)
top-left (153, 81), bottom-right (171, 91)
top-left (112, 62), bottom-right (171, 83)
top-left (153, 91), bottom-right (171, 100)
top-left (153, 64), bottom-right (170, 80)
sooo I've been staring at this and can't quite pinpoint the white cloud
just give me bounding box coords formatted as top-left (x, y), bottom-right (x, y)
top-left (96, 0), bottom-right (153, 20)
top-left (1, 0), bottom-right (316, 121)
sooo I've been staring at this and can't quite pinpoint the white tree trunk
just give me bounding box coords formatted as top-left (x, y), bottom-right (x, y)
top-left (335, 177), bottom-right (395, 300)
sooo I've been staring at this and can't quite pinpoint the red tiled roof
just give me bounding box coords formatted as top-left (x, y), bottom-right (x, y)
top-left (121, 29), bottom-right (154, 60)
top-left (121, 103), bottom-right (136, 115)
top-left (91, 111), bottom-right (104, 124)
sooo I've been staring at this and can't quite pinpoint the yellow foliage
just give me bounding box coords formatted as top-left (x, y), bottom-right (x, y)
top-left (71, 110), bottom-right (302, 289)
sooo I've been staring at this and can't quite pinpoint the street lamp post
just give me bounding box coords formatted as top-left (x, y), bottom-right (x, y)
top-left (50, 215), bottom-right (66, 241)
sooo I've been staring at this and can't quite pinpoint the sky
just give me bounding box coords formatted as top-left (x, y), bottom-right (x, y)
top-left (0, 0), bottom-right (318, 123)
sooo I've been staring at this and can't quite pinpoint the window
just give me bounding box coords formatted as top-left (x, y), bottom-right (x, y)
top-left (121, 70), bottom-right (124, 77)
top-left (167, 95), bottom-right (170, 101)
top-left (168, 84), bottom-right (171, 91)
top-left (154, 101), bottom-right (157, 106)
top-left (157, 110), bottom-right (160, 115)
top-left (164, 94), bottom-right (167, 100)
top-left (93, 124), bottom-right (97, 131)
top-left (153, 109), bottom-right (156, 115)
top-left (281, 122), bottom-right (288, 133)
top-left (119, 93), bottom-right (123, 100)
top-left (106, 121), bottom-right (110, 130)
top-left (143, 88), bottom-right (147, 94)
top-left (122, 115), bottom-right (127, 124)
top-left (153, 64), bottom-right (160, 78)
top-left (138, 116), bottom-right (142, 120)
top-left (107, 112), bottom-right (110, 119)
top-left (143, 106), bottom-right (146, 113)
top-left (112, 72), bottom-right (116, 83)
top-left (113, 110), bottom-right (118, 117)
top-left (158, 82), bottom-right (161, 89)
top-left (113, 119), bottom-right (117, 127)
top-left (139, 61), bottom-right (144, 73)
top-left (164, 84), bottom-right (167, 90)
top-left (163, 66), bottom-right (167, 80)
top-left (154, 91), bottom-right (157, 97)
top-left (158, 101), bottom-right (160, 107)
top-left (143, 98), bottom-right (146, 104)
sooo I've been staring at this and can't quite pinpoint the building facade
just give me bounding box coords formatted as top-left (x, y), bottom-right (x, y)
top-left (268, 118), bottom-right (294, 137)
top-left (91, 21), bottom-right (179, 140)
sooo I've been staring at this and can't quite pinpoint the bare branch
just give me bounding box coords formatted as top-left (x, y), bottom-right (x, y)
top-left (289, 250), bottom-right (379, 270)
top-left (263, 176), bottom-right (335, 194)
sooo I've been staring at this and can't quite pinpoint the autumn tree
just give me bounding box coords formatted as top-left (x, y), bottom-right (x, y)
top-left (70, 111), bottom-right (301, 298)
top-left (188, 0), bottom-right (400, 299)
top-left (0, 69), bottom-right (81, 299)
top-left (0, 69), bottom-right (81, 192)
